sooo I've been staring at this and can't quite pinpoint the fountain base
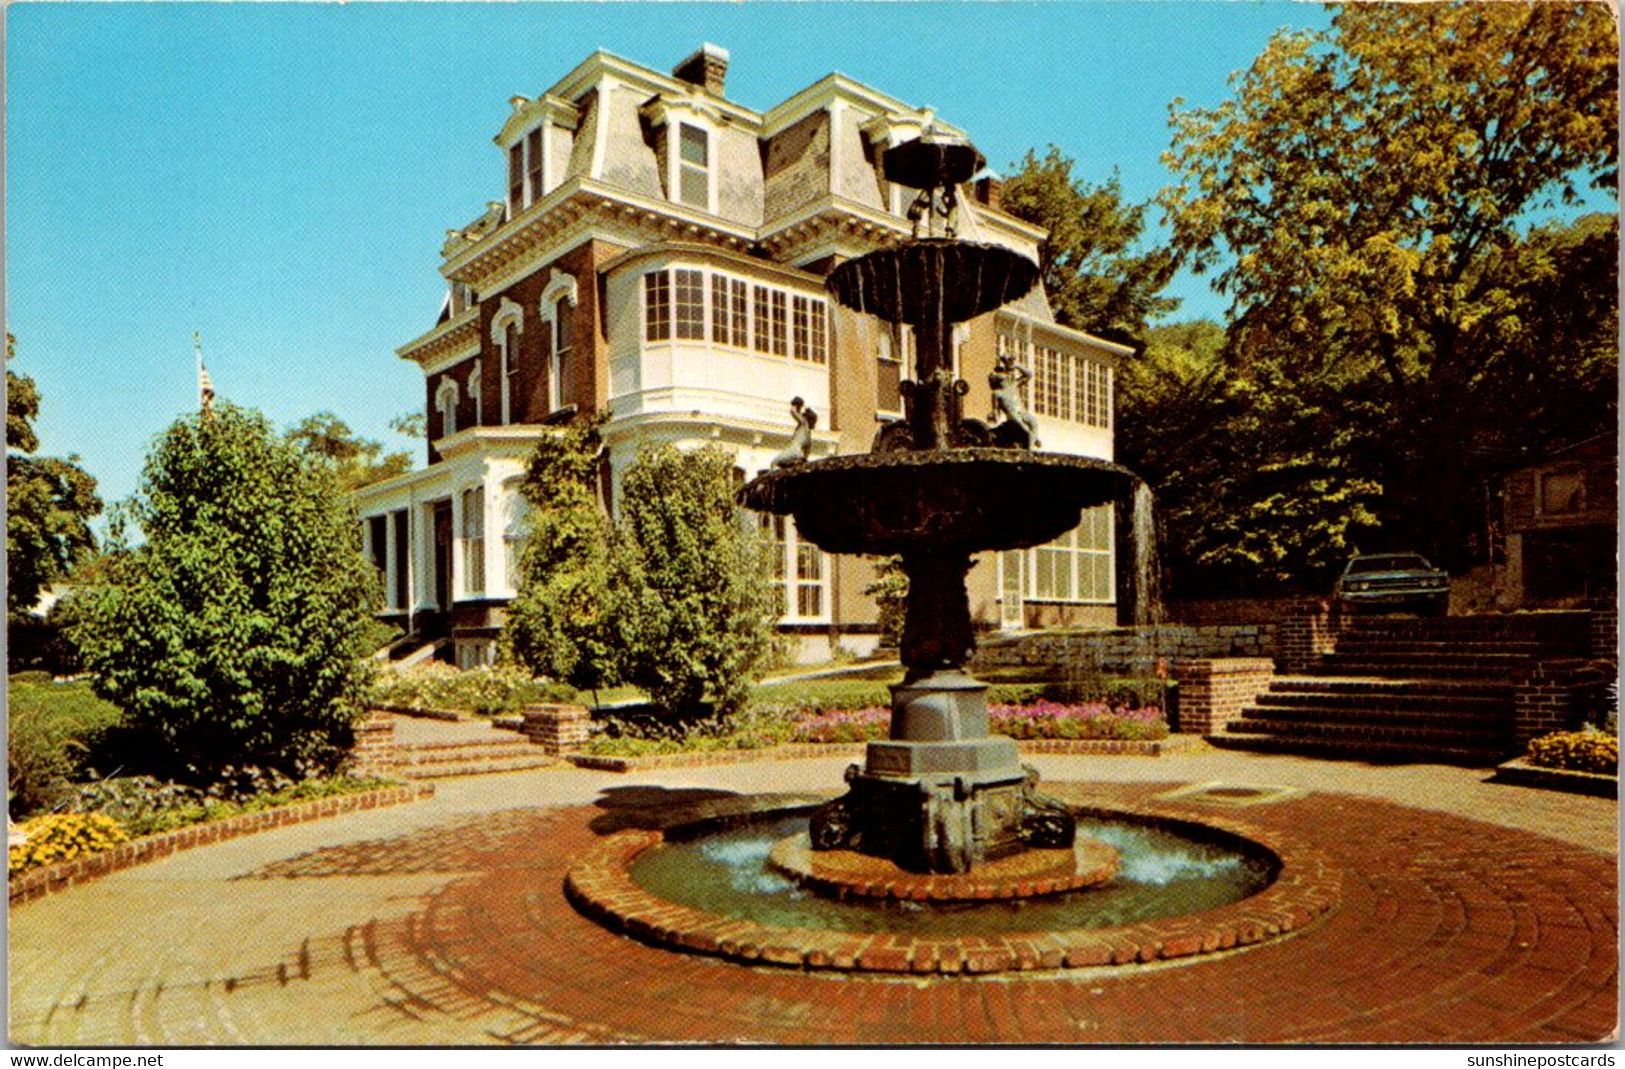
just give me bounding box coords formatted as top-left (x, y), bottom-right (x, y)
top-left (769, 832), bottom-right (1119, 902)
top-left (808, 670), bottom-right (1077, 874)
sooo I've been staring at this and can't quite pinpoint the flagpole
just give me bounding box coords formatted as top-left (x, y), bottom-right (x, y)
top-left (194, 331), bottom-right (214, 416)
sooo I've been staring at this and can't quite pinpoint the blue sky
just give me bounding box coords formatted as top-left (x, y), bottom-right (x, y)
top-left (8, 1), bottom-right (1340, 515)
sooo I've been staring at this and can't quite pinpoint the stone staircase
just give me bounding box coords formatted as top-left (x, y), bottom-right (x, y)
top-left (1209, 613), bottom-right (1594, 765)
top-left (388, 715), bottom-right (562, 779)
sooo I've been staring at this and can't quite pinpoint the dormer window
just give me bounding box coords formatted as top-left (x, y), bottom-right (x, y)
top-left (678, 123), bottom-right (709, 209)
top-left (436, 376), bottom-right (460, 438)
top-left (506, 126), bottom-right (545, 218)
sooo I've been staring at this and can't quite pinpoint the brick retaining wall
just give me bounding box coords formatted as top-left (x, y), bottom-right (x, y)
top-left (521, 704), bottom-right (592, 755)
top-left (1170, 658), bottom-right (1275, 735)
top-left (1513, 659), bottom-right (1612, 746)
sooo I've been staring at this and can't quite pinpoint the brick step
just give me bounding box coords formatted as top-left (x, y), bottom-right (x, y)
top-left (396, 752), bottom-right (562, 780)
top-left (1269, 676), bottom-right (1514, 699)
top-left (1227, 715), bottom-right (1508, 748)
top-left (1242, 702), bottom-right (1509, 732)
top-left (1332, 638), bottom-right (1559, 655)
top-left (1252, 692), bottom-right (1511, 721)
top-left (1206, 731), bottom-right (1510, 767)
top-left (1341, 616), bottom-right (1591, 642)
top-left (1314, 657), bottom-right (1533, 680)
top-left (394, 738), bottom-right (546, 763)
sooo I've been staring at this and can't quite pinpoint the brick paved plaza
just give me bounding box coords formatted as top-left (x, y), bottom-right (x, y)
top-left (8, 748), bottom-right (1617, 1045)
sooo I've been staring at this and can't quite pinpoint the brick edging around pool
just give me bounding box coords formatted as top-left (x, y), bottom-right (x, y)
top-left (564, 792), bottom-right (1342, 975)
top-left (9, 782), bottom-right (435, 905)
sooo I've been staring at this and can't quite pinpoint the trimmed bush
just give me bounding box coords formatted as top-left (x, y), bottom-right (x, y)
top-left (8, 679), bottom-right (125, 819)
top-left (1526, 730), bottom-right (1618, 775)
top-left (369, 663), bottom-right (574, 715)
top-left (9, 812), bottom-right (128, 874)
top-left (66, 404), bottom-right (378, 781)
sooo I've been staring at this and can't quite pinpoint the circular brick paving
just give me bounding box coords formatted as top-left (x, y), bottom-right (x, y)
top-left (332, 781), bottom-right (1615, 1043)
top-left (10, 778), bottom-right (1616, 1045)
top-left (564, 797), bottom-right (1335, 973)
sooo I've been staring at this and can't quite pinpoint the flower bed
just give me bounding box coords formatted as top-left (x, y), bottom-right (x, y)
top-left (792, 700), bottom-right (1168, 745)
top-left (9, 782), bottom-right (434, 904)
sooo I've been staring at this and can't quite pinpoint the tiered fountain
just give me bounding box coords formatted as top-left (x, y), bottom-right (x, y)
top-left (563, 136), bottom-right (1334, 975)
top-left (740, 134), bottom-right (1136, 880)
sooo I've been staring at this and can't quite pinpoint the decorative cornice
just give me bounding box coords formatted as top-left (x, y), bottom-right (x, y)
top-left (398, 307), bottom-right (479, 366)
top-left (495, 93), bottom-right (582, 148)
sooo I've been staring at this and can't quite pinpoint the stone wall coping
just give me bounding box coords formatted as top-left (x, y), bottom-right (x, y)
top-left (9, 782), bottom-right (434, 906)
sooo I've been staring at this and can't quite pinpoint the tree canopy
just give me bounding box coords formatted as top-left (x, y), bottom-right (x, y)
top-left (1001, 147), bottom-right (1176, 345)
top-left (286, 411), bottom-right (413, 492)
top-left (1159, 1), bottom-right (1618, 571)
top-left (68, 403), bottom-right (377, 780)
top-left (6, 335), bottom-right (102, 623)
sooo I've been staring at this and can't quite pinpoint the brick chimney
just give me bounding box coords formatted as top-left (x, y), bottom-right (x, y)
top-left (673, 43), bottom-right (729, 97)
top-left (975, 174), bottom-right (1004, 211)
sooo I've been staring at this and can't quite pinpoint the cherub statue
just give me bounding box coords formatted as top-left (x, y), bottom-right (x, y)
top-left (988, 354), bottom-right (1039, 449)
top-left (771, 397), bottom-right (818, 468)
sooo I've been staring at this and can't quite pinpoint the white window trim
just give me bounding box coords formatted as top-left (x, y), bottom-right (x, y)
top-left (639, 97), bottom-right (722, 214)
top-left (1025, 506), bottom-right (1115, 605)
top-left (504, 122), bottom-right (547, 218)
top-left (467, 364), bottom-right (483, 427)
top-left (435, 376), bottom-right (460, 438)
top-left (460, 485), bottom-right (486, 598)
top-left (539, 271), bottom-right (580, 415)
top-left (641, 263), bottom-right (828, 366)
top-left (762, 514), bottom-right (829, 624)
top-left (491, 297), bottom-right (524, 425)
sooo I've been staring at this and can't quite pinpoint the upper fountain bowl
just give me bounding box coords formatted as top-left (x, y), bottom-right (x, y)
top-left (740, 449), bottom-right (1136, 557)
top-left (826, 240), bottom-right (1040, 327)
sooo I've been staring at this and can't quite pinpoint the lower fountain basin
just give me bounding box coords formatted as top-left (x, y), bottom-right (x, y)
top-left (740, 449), bottom-right (1136, 556)
top-left (565, 794), bottom-right (1343, 974)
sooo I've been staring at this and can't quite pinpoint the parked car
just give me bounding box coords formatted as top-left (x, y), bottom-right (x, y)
top-left (1334, 553), bottom-right (1450, 616)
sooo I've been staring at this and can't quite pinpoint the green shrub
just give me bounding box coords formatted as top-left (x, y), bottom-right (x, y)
top-left (8, 680), bottom-right (125, 819)
top-left (614, 445), bottom-right (776, 719)
top-left (9, 812), bottom-right (127, 874)
top-left (1526, 730), bottom-right (1618, 775)
top-left (10, 669), bottom-right (52, 684)
top-left (370, 663), bottom-right (572, 715)
top-left (66, 404), bottom-right (377, 780)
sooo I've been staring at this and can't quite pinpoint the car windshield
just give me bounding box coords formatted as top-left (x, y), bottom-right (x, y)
top-left (1346, 554), bottom-right (1431, 574)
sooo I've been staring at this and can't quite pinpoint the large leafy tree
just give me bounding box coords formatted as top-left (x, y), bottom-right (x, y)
top-left (6, 335), bottom-right (102, 623)
top-left (502, 415), bottom-right (625, 696)
top-left (1001, 146), bottom-right (1176, 345)
top-left (1119, 321), bottom-right (1380, 595)
top-left (286, 411), bottom-right (413, 492)
top-left (67, 403), bottom-right (378, 780)
top-left (613, 445), bottom-right (775, 720)
top-left (1160, 1), bottom-right (1617, 570)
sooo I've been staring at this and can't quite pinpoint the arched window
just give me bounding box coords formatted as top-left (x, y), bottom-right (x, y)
top-left (435, 376), bottom-right (460, 438)
top-left (490, 298), bottom-right (524, 426)
top-left (539, 271), bottom-right (579, 416)
top-left (468, 364), bottom-right (483, 427)
top-left (551, 295), bottom-right (574, 412)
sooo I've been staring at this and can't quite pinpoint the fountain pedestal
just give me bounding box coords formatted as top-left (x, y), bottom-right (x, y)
top-left (812, 670), bottom-right (1076, 874)
top-left (741, 133), bottom-right (1130, 876)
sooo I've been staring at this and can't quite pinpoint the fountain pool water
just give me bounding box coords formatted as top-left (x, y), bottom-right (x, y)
top-left (629, 810), bottom-right (1277, 937)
